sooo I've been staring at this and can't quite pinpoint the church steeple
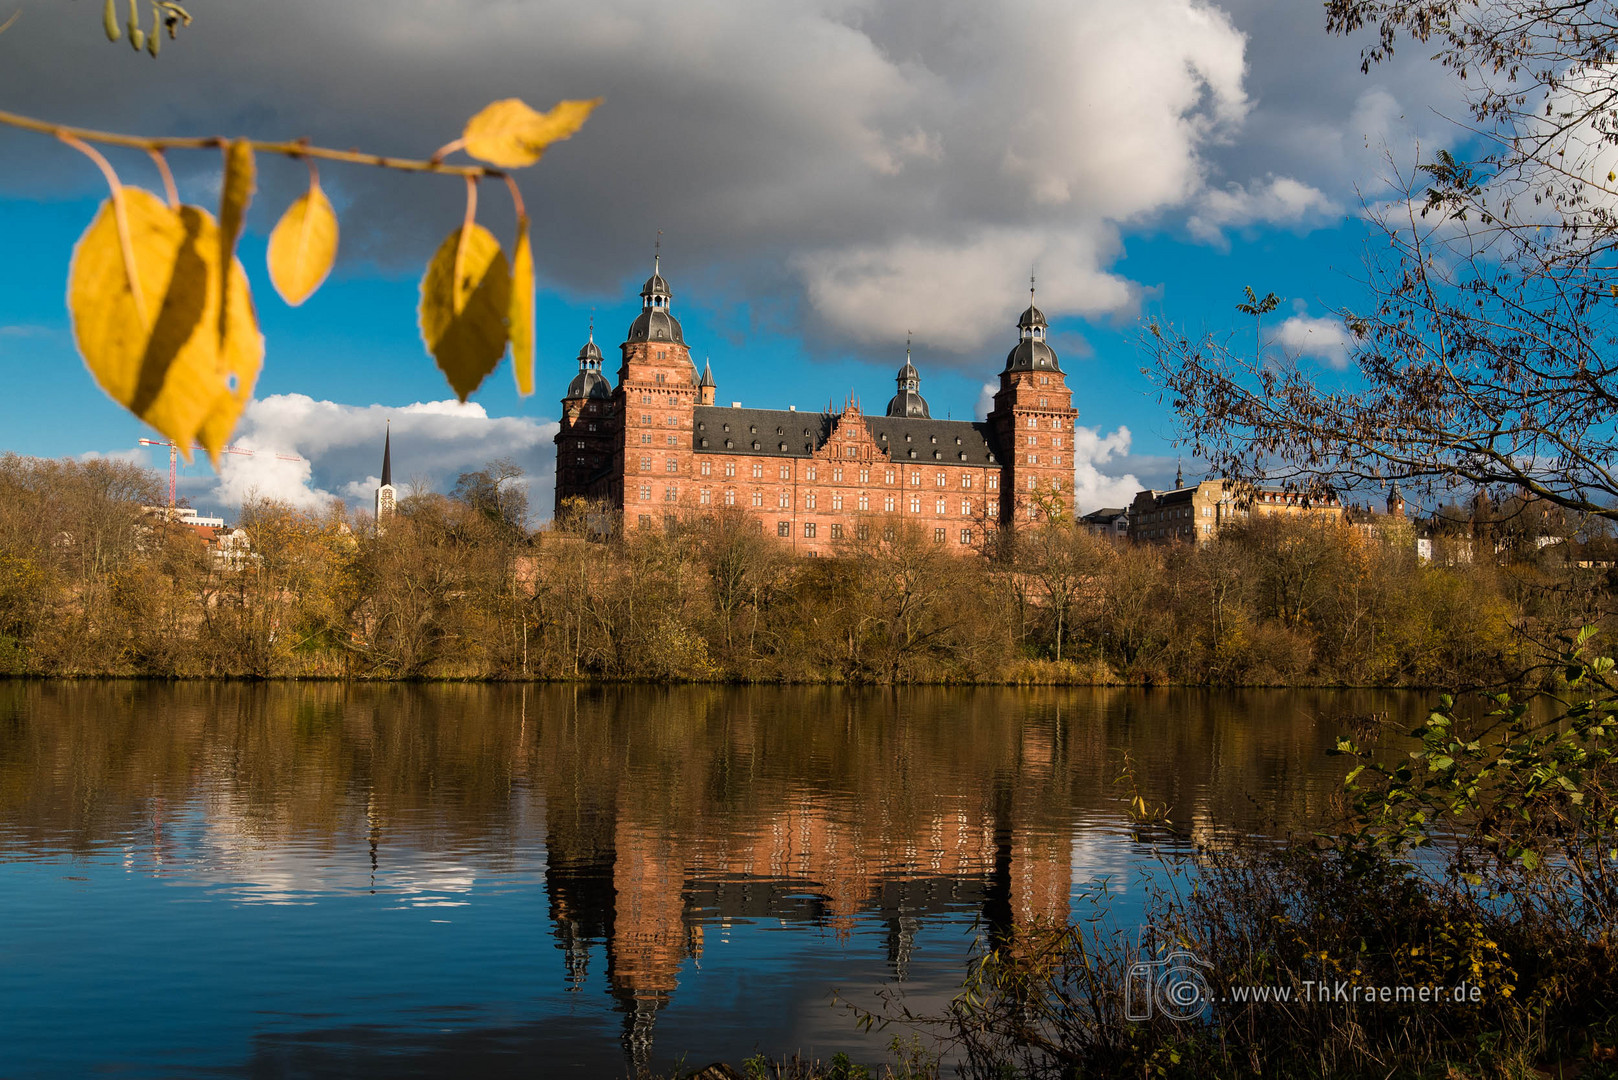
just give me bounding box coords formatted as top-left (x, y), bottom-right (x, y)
top-left (375, 421), bottom-right (397, 528)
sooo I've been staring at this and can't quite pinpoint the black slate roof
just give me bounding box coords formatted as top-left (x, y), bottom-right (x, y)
top-left (692, 406), bottom-right (1001, 465)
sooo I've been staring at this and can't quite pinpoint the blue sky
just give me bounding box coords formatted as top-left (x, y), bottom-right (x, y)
top-left (0, 0), bottom-right (1456, 518)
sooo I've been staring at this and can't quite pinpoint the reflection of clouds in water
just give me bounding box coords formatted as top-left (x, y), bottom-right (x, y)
top-left (195, 820), bottom-right (480, 907)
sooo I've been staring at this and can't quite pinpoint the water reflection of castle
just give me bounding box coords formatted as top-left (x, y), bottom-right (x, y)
top-left (543, 710), bottom-right (1073, 1069)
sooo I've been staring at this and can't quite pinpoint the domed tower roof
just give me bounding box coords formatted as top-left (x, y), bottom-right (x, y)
top-left (565, 324), bottom-right (612, 400)
top-left (885, 338), bottom-right (931, 418)
top-left (624, 252), bottom-right (685, 346)
top-left (1004, 279), bottom-right (1061, 373)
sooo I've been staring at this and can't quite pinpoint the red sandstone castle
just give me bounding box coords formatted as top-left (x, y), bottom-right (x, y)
top-left (555, 260), bottom-right (1079, 554)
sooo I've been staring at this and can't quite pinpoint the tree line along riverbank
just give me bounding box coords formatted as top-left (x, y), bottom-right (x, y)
top-left (0, 453), bottom-right (1607, 684)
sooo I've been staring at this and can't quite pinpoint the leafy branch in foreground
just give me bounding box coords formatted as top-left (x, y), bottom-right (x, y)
top-left (0, 96), bottom-right (598, 467)
top-left (1150, 1), bottom-right (1618, 521)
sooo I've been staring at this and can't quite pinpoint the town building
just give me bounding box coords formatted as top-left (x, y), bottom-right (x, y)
top-left (554, 260), bottom-right (1081, 553)
top-left (1080, 506), bottom-right (1130, 540)
top-left (1128, 476), bottom-right (1344, 545)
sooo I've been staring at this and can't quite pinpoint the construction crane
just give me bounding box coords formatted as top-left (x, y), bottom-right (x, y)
top-left (138, 438), bottom-right (303, 508)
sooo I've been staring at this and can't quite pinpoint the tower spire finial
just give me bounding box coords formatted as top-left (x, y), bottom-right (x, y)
top-left (906, 329), bottom-right (912, 361)
top-left (1176, 456), bottom-right (1183, 489)
top-left (654, 230), bottom-right (662, 275)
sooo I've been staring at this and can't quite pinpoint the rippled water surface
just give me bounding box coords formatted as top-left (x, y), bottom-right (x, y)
top-left (0, 682), bottom-right (1434, 1077)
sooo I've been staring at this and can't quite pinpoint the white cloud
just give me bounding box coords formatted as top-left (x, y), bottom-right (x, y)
top-left (1274, 313), bottom-right (1354, 368)
top-left (180, 395), bottom-right (558, 520)
top-left (1187, 175), bottom-right (1338, 244)
top-left (1071, 425), bottom-right (1145, 514)
top-left (975, 382), bottom-right (998, 421)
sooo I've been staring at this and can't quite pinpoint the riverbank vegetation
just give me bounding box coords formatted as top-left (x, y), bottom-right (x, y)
top-left (0, 453), bottom-right (1610, 684)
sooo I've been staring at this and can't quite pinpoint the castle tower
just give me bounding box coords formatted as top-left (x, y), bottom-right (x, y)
top-left (1386, 482), bottom-right (1406, 517)
top-left (986, 281), bottom-right (1079, 525)
top-left (885, 337), bottom-right (931, 418)
top-left (613, 252), bottom-right (698, 525)
top-left (375, 422), bottom-right (396, 528)
top-left (554, 323), bottom-right (616, 513)
top-left (698, 361), bottom-right (716, 406)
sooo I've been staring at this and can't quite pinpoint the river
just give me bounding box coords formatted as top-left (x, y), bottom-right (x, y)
top-left (0, 681), bottom-right (1434, 1077)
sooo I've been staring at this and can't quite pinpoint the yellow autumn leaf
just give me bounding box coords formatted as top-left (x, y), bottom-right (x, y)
top-left (461, 97), bottom-right (601, 169)
top-left (68, 188), bottom-right (243, 454)
top-left (217, 139), bottom-right (255, 345)
top-left (195, 252), bottom-right (265, 463)
top-left (419, 223), bottom-right (511, 401)
top-left (510, 214), bottom-right (534, 396)
top-left (266, 179), bottom-right (338, 306)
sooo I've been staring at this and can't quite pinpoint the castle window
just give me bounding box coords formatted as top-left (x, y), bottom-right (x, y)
top-left (1054, 480), bottom-right (1061, 491)
top-left (666, 435), bottom-right (676, 446)
top-left (905, 433), bottom-right (912, 442)
top-left (778, 491), bottom-right (789, 508)
top-left (749, 426), bottom-right (757, 434)
top-left (832, 492), bottom-right (843, 511)
top-left (641, 434), bottom-right (652, 444)
top-left (833, 467), bottom-right (843, 483)
top-left (1026, 435), bottom-right (1036, 446)
top-left (725, 489), bottom-right (735, 505)
top-left (960, 529), bottom-right (972, 545)
top-left (961, 499), bottom-right (971, 515)
top-left (588, 423), bottom-right (597, 432)
top-left (665, 458), bottom-right (677, 473)
top-left (1027, 478), bottom-right (1035, 490)
top-left (777, 427), bottom-right (784, 435)
top-left (845, 445), bottom-right (856, 457)
top-left (700, 461), bottom-right (711, 477)
top-left (857, 525), bottom-right (869, 541)
top-left (778, 521), bottom-right (791, 537)
top-left (1040, 376), bottom-right (1049, 385)
top-left (725, 462), bottom-right (736, 478)
top-left (830, 523), bottom-right (843, 540)
top-left (639, 485), bottom-right (652, 501)
top-left (751, 491), bottom-right (763, 507)
top-left (1029, 454), bottom-right (1039, 464)
top-left (639, 455), bottom-right (651, 470)
top-left (804, 522), bottom-right (817, 538)
top-left (779, 442), bottom-right (787, 451)
top-left (700, 490), bottom-right (711, 505)
top-left (666, 415), bottom-right (676, 426)
top-left (885, 469), bottom-right (895, 484)
top-left (1054, 436), bottom-right (1063, 448)
top-left (807, 465), bottom-right (817, 481)
top-left (883, 526), bottom-right (895, 542)
top-left (858, 493), bottom-right (869, 511)
top-left (910, 472), bottom-right (920, 486)
top-left (664, 485), bottom-right (678, 502)
top-left (1027, 417), bottom-right (1037, 428)
top-left (1039, 397), bottom-right (1048, 407)
top-left (859, 469), bottom-right (869, 484)
top-left (988, 476), bottom-right (999, 490)
top-left (930, 435), bottom-right (936, 444)
top-left (909, 494), bottom-right (921, 513)
top-left (575, 456), bottom-right (584, 465)
top-left (575, 440), bottom-right (584, 449)
top-left (884, 494), bottom-right (895, 512)
top-left (656, 373), bottom-right (665, 384)
top-left (752, 441), bottom-right (760, 450)
top-left (642, 413), bottom-right (652, 424)
top-left (807, 492), bottom-right (818, 510)
top-left (752, 465), bottom-right (762, 478)
top-left (722, 424), bottom-right (730, 433)
top-left (936, 473), bottom-right (945, 487)
top-left (934, 528), bottom-right (946, 544)
top-left (779, 465), bottom-right (789, 479)
top-left (935, 497), bottom-right (945, 514)
top-left (639, 514), bottom-right (651, 527)
top-left (962, 475), bottom-right (972, 488)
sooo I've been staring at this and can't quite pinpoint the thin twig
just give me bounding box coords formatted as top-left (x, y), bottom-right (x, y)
top-left (0, 108), bottom-right (502, 180)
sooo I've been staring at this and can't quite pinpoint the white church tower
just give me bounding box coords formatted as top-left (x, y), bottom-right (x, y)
top-left (375, 422), bottom-right (396, 528)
